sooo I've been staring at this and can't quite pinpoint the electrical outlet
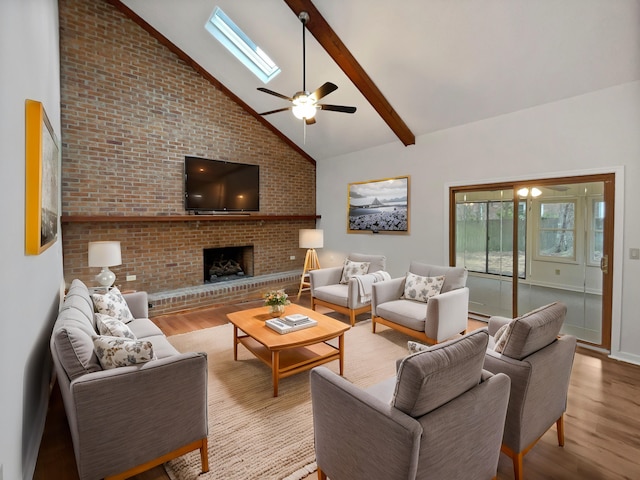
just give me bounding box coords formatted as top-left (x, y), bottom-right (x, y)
top-left (126, 274), bottom-right (137, 281)
top-left (289, 255), bottom-right (296, 260)
top-left (630, 248), bottom-right (640, 260)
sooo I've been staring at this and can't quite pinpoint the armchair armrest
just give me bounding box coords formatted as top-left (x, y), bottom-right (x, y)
top-left (309, 266), bottom-right (343, 292)
top-left (71, 352), bottom-right (208, 478)
top-left (123, 291), bottom-right (149, 319)
top-left (424, 287), bottom-right (470, 342)
top-left (371, 277), bottom-right (405, 315)
top-left (310, 367), bottom-right (422, 480)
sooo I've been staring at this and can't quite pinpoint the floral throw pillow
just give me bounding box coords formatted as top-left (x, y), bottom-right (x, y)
top-left (95, 313), bottom-right (136, 340)
top-left (407, 340), bottom-right (431, 354)
top-left (339, 260), bottom-right (370, 284)
top-left (92, 335), bottom-right (156, 369)
top-left (493, 322), bottom-right (514, 353)
top-left (402, 273), bottom-right (445, 303)
top-left (91, 287), bottom-right (134, 324)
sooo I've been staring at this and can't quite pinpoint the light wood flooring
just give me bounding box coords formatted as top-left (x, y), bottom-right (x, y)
top-left (34, 293), bottom-right (640, 479)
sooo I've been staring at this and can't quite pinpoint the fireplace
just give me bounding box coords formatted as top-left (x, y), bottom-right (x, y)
top-left (203, 246), bottom-right (254, 284)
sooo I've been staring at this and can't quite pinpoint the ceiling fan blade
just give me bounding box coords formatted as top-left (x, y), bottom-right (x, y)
top-left (257, 87), bottom-right (293, 102)
top-left (305, 117), bottom-right (316, 125)
top-left (310, 82), bottom-right (338, 101)
top-left (259, 107), bottom-right (292, 116)
top-left (319, 104), bottom-right (357, 114)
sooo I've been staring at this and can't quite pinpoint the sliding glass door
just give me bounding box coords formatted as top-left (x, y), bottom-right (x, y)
top-left (451, 174), bottom-right (614, 350)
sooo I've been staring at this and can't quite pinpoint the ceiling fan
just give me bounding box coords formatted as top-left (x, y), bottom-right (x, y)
top-left (257, 11), bottom-right (356, 125)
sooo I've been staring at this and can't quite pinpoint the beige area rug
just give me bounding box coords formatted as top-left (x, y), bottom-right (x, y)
top-left (165, 320), bottom-right (410, 480)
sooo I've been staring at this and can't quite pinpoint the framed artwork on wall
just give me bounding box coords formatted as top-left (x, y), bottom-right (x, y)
top-left (25, 99), bottom-right (60, 255)
top-left (347, 175), bottom-right (410, 234)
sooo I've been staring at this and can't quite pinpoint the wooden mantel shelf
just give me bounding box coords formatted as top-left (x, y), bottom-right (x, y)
top-left (61, 214), bottom-right (320, 223)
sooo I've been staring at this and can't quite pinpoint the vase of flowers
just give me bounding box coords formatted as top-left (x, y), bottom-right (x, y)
top-left (264, 289), bottom-right (290, 317)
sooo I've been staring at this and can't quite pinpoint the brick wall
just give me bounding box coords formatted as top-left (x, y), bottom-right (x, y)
top-left (59, 0), bottom-right (316, 312)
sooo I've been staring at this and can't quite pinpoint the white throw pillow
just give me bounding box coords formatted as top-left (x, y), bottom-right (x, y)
top-left (92, 335), bottom-right (156, 369)
top-left (95, 313), bottom-right (136, 340)
top-left (91, 287), bottom-right (134, 323)
top-left (402, 273), bottom-right (445, 303)
top-left (339, 259), bottom-right (370, 284)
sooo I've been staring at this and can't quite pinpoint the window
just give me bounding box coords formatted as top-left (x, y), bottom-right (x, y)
top-left (589, 198), bottom-right (605, 264)
top-left (536, 200), bottom-right (576, 260)
top-left (205, 7), bottom-right (280, 83)
top-left (456, 200), bottom-right (526, 278)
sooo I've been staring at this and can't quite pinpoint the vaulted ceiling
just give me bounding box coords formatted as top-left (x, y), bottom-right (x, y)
top-left (116, 0), bottom-right (640, 162)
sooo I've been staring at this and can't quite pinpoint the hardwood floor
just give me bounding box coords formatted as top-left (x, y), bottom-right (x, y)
top-left (34, 293), bottom-right (640, 479)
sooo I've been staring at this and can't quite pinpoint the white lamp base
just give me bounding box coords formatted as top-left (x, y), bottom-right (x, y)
top-left (95, 267), bottom-right (116, 288)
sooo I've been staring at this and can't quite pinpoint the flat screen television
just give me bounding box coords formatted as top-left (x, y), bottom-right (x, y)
top-left (184, 156), bottom-right (260, 212)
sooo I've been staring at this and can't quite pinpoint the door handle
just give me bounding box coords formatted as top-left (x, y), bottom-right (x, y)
top-left (600, 255), bottom-right (609, 274)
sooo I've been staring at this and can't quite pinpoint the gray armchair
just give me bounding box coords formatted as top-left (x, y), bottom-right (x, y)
top-left (310, 329), bottom-right (511, 480)
top-left (483, 302), bottom-right (577, 480)
top-left (371, 262), bottom-right (469, 344)
top-left (309, 253), bottom-right (386, 326)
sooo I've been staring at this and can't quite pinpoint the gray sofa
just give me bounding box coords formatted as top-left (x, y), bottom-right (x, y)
top-left (50, 279), bottom-right (209, 480)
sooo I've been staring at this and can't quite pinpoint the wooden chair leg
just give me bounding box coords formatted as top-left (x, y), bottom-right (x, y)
top-left (557, 414), bottom-right (565, 446)
top-left (200, 437), bottom-right (209, 473)
top-left (512, 451), bottom-right (524, 480)
top-left (372, 317), bottom-right (377, 333)
top-left (349, 310), bottom-right (356, 326)
top-left (317, 466), bottom-right (327, 480)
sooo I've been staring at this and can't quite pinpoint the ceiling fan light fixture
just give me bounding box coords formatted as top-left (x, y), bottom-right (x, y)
top-left (292, 93), bottom-right (317, 120)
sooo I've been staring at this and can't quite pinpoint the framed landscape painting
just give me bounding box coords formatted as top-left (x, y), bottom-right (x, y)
top-left (25, 99), bottom-right (60, 255)
top-left (347, 176), bottom-right (410, 234)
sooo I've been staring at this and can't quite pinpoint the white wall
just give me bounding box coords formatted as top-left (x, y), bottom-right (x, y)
top-left (0, 1), bottom-right (63, 478)
top-left (317, 81), bottom-right (640, 364)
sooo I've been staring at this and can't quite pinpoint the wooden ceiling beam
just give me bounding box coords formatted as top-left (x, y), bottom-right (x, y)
top-left (283, 0), bottom-right (415, 146)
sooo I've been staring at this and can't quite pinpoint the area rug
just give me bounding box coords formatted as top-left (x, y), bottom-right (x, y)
top-left (164, 320), bottom-right (409, 480)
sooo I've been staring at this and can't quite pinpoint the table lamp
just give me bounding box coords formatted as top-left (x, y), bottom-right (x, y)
top-left (297, 229), bottom-right (323, 298)
top-left (88, 241), bottom-right (122, 288)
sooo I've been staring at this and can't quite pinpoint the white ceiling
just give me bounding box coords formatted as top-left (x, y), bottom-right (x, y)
top-left (121, 0), bottom-right (640, 161)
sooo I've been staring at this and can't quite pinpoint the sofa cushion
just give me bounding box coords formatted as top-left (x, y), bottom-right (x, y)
top-left (340, 259), bottom-right (370, 284)
top-left (93, 335), bottom-right (157, 369)
top-left (61, 291), bottom-right (95, 324)
top-left (392, 329), bottom-right (489, 417)
top-left (402, 272), bottom-right (444, 303)
top-left (408, 262), bottom-right (467, 293)
top-left (314, 284), bottom-right (350, 307)
top-left (54, 327), bottom-right (102, 380)
top-left (91, 287), bottom-right (134, 323)
top-left (127, 318), bottom-right (164, 339)
top-left (376, 299), bottom-right (426, 331)
top-left (95, 313), bottom-right (136, 340)
top-left (499, 302), bottom-right (566, 360)
top-left (143, 334), bottom-right (181, 358)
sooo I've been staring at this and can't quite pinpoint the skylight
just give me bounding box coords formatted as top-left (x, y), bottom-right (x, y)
top-left (205, 7), bottom-right (281, 84)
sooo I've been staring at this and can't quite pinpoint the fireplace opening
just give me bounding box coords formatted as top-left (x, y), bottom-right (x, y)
top-left (203, 246), bottom-right (254, 284)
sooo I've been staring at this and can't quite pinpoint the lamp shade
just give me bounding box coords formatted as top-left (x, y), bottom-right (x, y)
top-left (299, 229), bottom-right (323, 249)
top-left (88, 241), bottom-right (122, 267)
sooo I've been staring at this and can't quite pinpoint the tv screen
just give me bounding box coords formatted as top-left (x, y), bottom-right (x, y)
top-left (184, 157), bottom-right (259, 212)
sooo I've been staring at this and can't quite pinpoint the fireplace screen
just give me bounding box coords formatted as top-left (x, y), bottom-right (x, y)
top-left (203, 246), bottom-right (254, 283)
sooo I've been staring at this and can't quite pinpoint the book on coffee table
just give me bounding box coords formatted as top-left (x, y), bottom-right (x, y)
top-left (266, 316), bottom-right (318, 334)
top-left (282, 313), bottom-right (311, 326)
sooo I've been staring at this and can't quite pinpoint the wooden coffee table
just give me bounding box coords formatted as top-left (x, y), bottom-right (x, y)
top-left (227, 304), bottom-right (350, 396)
